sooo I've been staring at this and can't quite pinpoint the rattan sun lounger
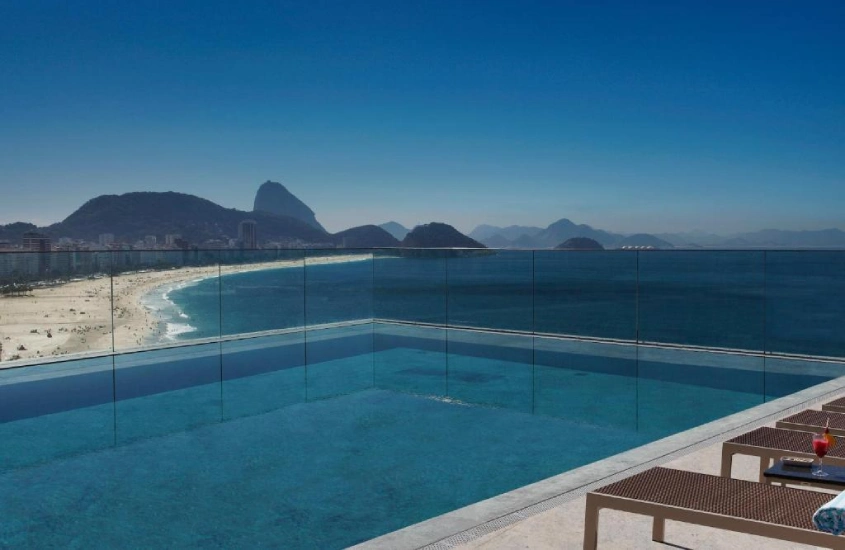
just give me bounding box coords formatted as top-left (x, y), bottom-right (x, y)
top-left (583, 467), bottom-right (840, 549)
top-left (776, 410), bottom-right (845, 437)
top-left (721, 426), bottom-right (845, 480)
top-left (824, 397), bottom-right (845, 414)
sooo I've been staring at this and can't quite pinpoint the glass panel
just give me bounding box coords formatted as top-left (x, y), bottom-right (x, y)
top-left (446, 250), bottom-right (533, 331)
top-left (764, 357), bottom-right (845, 400)
top-left (306, 324), bottom-right (373, 401)
top-left (534, 250), bottom-right (637, 340)
top-left (221, 332), bottom-right (306, 419)
top-left (638, 251), bottom-right (765, 351)
top-left (114, 343), bottom-right (221, 443)
top-left (219, 249), bottom-right (305, 336)
top-left (766, 251), bottom-right (845, 358)
top-left (374, 323), bottom-right (447, 396)
top-left (637, 347), bottom-right (764, 438)
top-left (533, 338), bottom-right (637, 430)
top-left (305, 249), bottom-right (373, 326)
top-left (0, 357), bottom-right (114, 470)
top-left (373, 249), bottom-right (447, 324)
top-left (112, 249), bottom-right (221, 350)
top-left (446, 329), bottom-right (533, 412)
top-left (0, 251), bottom-right (113, 362)
top-left (217, 249), bottom-right (306, 419)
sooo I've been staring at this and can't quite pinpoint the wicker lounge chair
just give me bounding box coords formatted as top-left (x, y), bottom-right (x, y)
top-left (776, 410), bottom-right (845, 437)
top-left (583, 467), bottom-right (840, 549)
top-left (824, 397), bottom-right (845, 414)
top-left (721, 426), bottom-right (845, 480)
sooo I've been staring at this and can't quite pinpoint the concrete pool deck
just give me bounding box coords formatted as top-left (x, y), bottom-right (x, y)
top-left (355, 377), bottom-right (845, 550)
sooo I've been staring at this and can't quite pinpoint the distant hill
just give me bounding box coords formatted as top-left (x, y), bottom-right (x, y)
top-left (531, 218), bottom-right (621, 248)
top-left (333, 225), bottom-right (400, 248)
top-left (483, 233), bottom-right (513, 248)
top-left (615, 233), bottom-right (673, 249)
top-left (45, 192), bottom-right (330, 245)
top-left (655, 231), bottom-right (725, 247)
top-left (655, 228), bottom-right (845, 248)
top-left (555, 237), bottom-right (604, 250)
top-left (253, 181), bottom-right (325, 231)
top-left (378, 221), bottom-right (410, 240)
top-left (727, 228), bottom-right (845, 248)
top-left (469, 224), bottom-right (543, 243)
top-left (402, 223), bottom-right (485, 248)
top-left (0, 222), bottom-right (38, 244)
top-left (510, 234), bottom-right (538, 249)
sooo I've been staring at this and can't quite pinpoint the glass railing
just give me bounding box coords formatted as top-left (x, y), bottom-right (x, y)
top-left (3, 248), bottom-right (845, 469)
top-left (4, 248), bottom-right (845, 359)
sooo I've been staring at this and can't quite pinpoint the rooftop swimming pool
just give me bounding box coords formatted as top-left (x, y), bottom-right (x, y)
top-left (2, 322), bottom-right (844, 548)
top-left (2, 249), bottom-right (845, 547)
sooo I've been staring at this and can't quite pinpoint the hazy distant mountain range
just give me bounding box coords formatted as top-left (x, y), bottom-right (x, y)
top-left (470, 222), bottom-right (845, 249)
top-left (0, 181), bottom-right (843, 250)
top-left (468, 220), bottom-right (672, 249)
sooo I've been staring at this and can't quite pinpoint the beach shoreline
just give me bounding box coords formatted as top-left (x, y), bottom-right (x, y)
top-left (0, 253), bottom-right (371, 365)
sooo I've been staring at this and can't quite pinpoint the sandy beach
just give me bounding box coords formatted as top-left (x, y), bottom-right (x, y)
top-left (0, 253), bottom-right (371, 365)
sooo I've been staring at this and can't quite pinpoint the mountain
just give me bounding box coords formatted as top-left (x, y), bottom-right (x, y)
top-left (333, 225), bottom-right (400, 248)
top-left (0, 222), bottom-right (38, 244)
top-left (379, 221), bottom-right (410, 240)
top-left (402, 223), bottom-right (486, 248)
top-left (47, 192), bottom-right (330, 245)
top-left (253, 181), bottom-right (325, 231)
top-left (655, 228), bottom-right (845, 248)
top-left (655, 231), bottom-right (726, 247)
top-left (729, 228), bottom-right (845, 248)
top-left (615, 234), bottom-right (674, 249)
top-left (469, 224), bottom-right (543, 242)
top-left (471, 218), bottom-right (689, 249)
top-left (531, 218), bottom-right (622, 248)
top-left (482, 234), bottom-right (513, 248)
top-left (510, 234), bottom-right (538, 249)
top-left (555, 237), bottom-right (604, 250)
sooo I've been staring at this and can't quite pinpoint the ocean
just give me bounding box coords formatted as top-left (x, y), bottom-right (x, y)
top-left (150, 250), bottom-right (845, 358)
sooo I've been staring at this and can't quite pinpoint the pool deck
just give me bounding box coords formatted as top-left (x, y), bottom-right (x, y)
top-left (355, 377), bottom-right (845, 550)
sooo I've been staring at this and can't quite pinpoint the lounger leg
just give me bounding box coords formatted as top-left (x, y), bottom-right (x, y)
top-left (720, 449), bottom-right (733, 477)
top-left (583, 494), bottom-right (600, 550)
top-left (652, 516), bottom-right (665, 543)
top-left (758, 456), bottom-right (770, 482)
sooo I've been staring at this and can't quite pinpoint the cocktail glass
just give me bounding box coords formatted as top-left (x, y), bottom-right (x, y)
top-left (813, 433), bottom-right (830, 477)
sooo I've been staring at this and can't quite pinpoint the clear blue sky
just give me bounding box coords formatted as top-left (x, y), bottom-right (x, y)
top-left (1, 1), bottom-right (843, 234)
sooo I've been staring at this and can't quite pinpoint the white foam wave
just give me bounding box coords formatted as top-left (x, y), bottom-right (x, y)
top-left (140, 277), bottom-right (208, 344)
top-left (165, 322), bottom-right (197, 340)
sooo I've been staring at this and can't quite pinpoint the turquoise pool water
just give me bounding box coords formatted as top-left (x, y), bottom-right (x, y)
top-left (0, 325), bottom-right (840, 548)
top-left (0, 387), bottom-right (651, 548)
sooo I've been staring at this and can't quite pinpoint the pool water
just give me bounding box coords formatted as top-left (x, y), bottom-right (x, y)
top-left (0, 330), bottom-right (837, 548)
top-left (1, 387), bottom-right (650, 549)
